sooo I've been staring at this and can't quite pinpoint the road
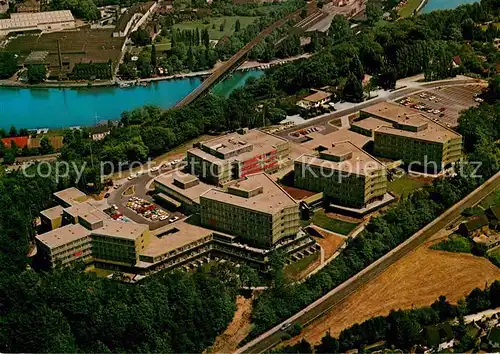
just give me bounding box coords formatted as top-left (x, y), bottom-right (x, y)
top-left (275, 78), bottom-right (482, 140)
top-left (107, 165), bottom-right (184, 230)
top-left (237, 170), bottom-right (500, 354)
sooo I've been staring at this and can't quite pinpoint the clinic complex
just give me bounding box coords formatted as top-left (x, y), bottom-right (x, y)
top-left (35, 101), bottom-right (463, 276)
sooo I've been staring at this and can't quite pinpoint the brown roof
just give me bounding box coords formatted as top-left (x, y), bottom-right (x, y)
top-left (141, 220), bottom-right (213, 258)
top-left (40, 205), bottom-right (64, 221)
top-left (188, 129), bottom-right (288, 164)
top-left (304, 91), bottom-right (331, 103)
top-left (63, 202), bottom-right (109, 224)
top-left (53, 187), bottom-right (87, 206)
top-left (200, 172), bottom-right (297, 215)
top-left (351, 117), bottom-right (388, 133)
top-left (155, 172), bottom-right (213, 204)
top-left (295, 141), bottom-right (385, 176)
top-left (93, 220), bottom-right (148, 240)
top-left (301, 129), bottom-right (372, 151)
top-left (36, 224), bottom-right (91, 249)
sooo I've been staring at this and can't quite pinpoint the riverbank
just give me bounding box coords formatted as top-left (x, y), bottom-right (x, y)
top-left (0, 53), bottom-right (310, 89)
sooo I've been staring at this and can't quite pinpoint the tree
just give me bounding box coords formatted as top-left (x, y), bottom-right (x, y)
top-left (238, 265), bottom-right (260, 288)
top-left (366, 0), bottom-right (383, 25)
top-left (202, 28), bottom-right (210, 48)
top-left (0, 52), bottom-right (18, 79)
top-left (315, 333), bottom-right (340, 353)
top-left (39, 136), bottom-right (54, 155)
top-left (151, 44), bottom-right (157, 70)
top-left (130, 29), bottom-right (151, 46)
top-left (118, 63), bottom-right (137, 80)
top-left (9, 125), bottom-right (17, 137)
top-left (27, 64), bottom-right (47, 84)
top-left (342, 73), bottom-right (364, 103)
top-left (235, 19), bottom-right (241, 32)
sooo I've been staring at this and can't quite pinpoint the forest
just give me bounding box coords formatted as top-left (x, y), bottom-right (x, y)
top-left (0, 169), bottom-right (238, 352)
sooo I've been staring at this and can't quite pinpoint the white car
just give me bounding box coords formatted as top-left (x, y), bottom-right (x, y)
top-left (151, 166), bottom-right (160, 172)
top-left (280, 323), bottom-right (291, 331)
top-left (160, 215), bottom-right (169, 221)
top-left (169, 216), bottom-right (179, 223)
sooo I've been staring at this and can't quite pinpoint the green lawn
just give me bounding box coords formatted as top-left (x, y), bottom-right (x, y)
top-left (398, 0), bottom-right (423, 17)
top-left (285, 253), bottom-right (319, 279)
top-left (388, 176), bottom-right (426, 197)
top-left (480, 188), bottom-right (500, 209)
top-left (303, 209), bottom-right (359, 236)
top-left (173, 16), bottom-right (259, 40)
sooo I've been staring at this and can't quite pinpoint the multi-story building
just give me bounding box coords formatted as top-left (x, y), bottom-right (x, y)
top-left (40, 205), bottom-right (64, 231)
top-left (358, 102), bottom-right (462, 171)
top-left (294, 141), bottom-right (387, 208)
top-left (92, 220), bottom-right (150, 267)
top-left (36, 223), bottom-right (92, 268)
top-left (53, 187), bottom-right (88, 207)
top-left (153, 172), bottom-right (213, 214)
top-left (186, 129), bottom-right (290, 186)
top-left (200, 173), bottom-right (300, 248)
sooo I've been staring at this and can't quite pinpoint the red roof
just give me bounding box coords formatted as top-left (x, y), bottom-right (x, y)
top-left (1, 136), bottom-right (29, 148)
top-left (453, 56), bottom-right (462, 65)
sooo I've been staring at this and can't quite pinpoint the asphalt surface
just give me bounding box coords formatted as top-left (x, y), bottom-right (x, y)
top-left (107, 166), bottom-right (184, 230)
top-left (276, 78), bottom-right (482, 140)
top-left (238, 170), bottom-right (500, 354)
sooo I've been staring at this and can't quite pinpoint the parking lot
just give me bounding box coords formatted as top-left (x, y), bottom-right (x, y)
top-left (396, 84), bottom-right (485, 127)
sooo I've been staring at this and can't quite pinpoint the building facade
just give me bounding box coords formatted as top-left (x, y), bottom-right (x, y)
top-left (294, 141), bottom-right (387, 208)
top-left (187, 129), bottom-right (290, 186)
top-left (360, 102), bottom-right (462, 171)
top-left (200, 173), bottom-right (300, 248)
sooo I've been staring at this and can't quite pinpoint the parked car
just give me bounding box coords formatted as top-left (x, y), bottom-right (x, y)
top-left (169, 216), bottom-right (179, 223)
top-left (104, 193), bottom-right (110, 198)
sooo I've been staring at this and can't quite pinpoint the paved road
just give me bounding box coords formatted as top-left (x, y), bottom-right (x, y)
top-left (237, 170), bottom-right (500, 354)
top-left (276, 78), bottom-right (482, 140)
top-left (107, 166), bottom-right (184, 230)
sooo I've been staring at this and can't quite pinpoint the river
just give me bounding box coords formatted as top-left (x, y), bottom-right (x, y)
top-left (421, 0), bottom-right (480, 13)
top-left (0, 69), bottom-right (264, 130)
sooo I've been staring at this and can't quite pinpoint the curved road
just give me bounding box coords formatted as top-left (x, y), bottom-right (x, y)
top-left (237, 169), bottom-right (500, 354)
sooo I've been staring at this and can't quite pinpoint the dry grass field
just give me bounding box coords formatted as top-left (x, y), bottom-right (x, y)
top-left (281, 242), bottom-right (500, 347)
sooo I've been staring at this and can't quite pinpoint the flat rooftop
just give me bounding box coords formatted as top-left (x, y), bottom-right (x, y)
top-left (351, 117), bottom-right (388, 133)
top-left (0, 10), bottom-right (74, 31)
top-left (201, 172), bottom-right (297, 215)
top-left (36, 224), bottom-right (90, 249)
top-left (375, 123), bottom-right (461, 143)
top-left (141, 220), bottom-right (213, 258)
top-left (301, 129), bottom-right (372, 151)
top-left (296, 141), bottom-right (385, 176)
top-left (155, 172), bottom-right (213, 204)
top-left (93, 220), bottom-right (148, 240)
top-left (363, 102), bottom-right (461, 143)
top-left (64, 202), bottom-right (109, 225)
top-left (53, 187), bottom-right (87, 206)
top-left (188, 129), bottom-right (288, 164)
top-left (361, 101), bottom-right (426, 126)
top-left (40, 205), bottom-right (64, 221)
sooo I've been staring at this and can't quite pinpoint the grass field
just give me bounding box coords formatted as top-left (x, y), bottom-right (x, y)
top-left (303, 209), bottom-right (359, 236)
top-left (388, 176), bottom-right (427, 196)
top-left (480, 188), bottom-right (500, 209)
top-left (398, 0), bottom-right (423, 17)
top-left (280, 242), bottom-right (500, 347)
top-left (173, 16), bottom-right (259, 40)
top-left (285, 254), bottom-right (320, 280)
top-left (4, 29), bottom-right (124, 77)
